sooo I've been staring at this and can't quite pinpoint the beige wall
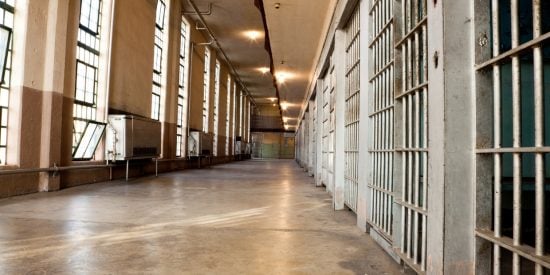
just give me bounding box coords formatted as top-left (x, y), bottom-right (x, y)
top-left (109, 0), bottom-right (156, 117)
top-left (0, 0), bottom-right (251, 198)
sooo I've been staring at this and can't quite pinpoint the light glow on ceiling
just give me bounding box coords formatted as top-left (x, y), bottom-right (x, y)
top-left (257, 67), bottom-right (270, 74)
top-left (244, 30), bottom-right (263, 41)
top-left (280, 101), bottom-right (289, 110)
top-left (275, 72), bottom-right (291, 83)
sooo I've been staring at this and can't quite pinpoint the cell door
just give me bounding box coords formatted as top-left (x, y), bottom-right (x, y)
top-left (474, 0), bottom-right (550, 274)
top-left (368, 0), bottom-right (395, 239)
top-left (344, 4), bottom-right (361, 212)
top-left (394, 0), bottom-right (429, 272)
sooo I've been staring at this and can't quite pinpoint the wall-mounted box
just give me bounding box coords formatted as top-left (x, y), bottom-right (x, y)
top-left (106, 115), bottom-right (161, 161)
top-left (188, 131), bottom-right (213, 156)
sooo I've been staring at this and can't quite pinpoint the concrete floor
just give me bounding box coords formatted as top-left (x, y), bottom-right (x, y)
top-left (0, 160), bottom-right (402, 274)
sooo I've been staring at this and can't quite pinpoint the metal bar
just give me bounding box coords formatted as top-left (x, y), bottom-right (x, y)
top-left (396, 198), bottom-right (429, 216)
top-left (476, 229), bottom-right (550, 270)
top-left (532, 2), bottom-right (544, 274)
top-left (125, 160), bottom-right (129, 181)
top-left (475, 32), bottom-right (550, 71)
top-left (395, 82), bottom-right (428, 100)
top-left (369, 60), bottom-right (395, 82)
top-left (491, 1), bottom-right (502, 266)
top-left (369, 18), bottom-right (394, 48)
top-left (395, 17), bottom-right (427, 48)
top-left (510, 1), bottom-right (521, 273)
top-left (477, 147), bottom-right (550, 153)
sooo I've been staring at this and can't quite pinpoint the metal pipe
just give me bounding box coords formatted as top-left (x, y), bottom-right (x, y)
top-left (0, 164), bottom-right (114, 176)
top-left (184, 3), bottom-right (212, 15)
top-left (186, 0), bottom-right (256, 107)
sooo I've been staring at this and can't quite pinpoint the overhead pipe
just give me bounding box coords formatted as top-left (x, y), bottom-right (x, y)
top-left (186, 0), bottom-right (256, 107)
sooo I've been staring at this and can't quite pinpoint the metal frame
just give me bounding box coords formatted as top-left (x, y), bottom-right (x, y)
top-left (151, 0), bottom-right (166, 121)
top-left (176, 16), bottom-right (190, 158)
top-left (213, 60), bottom-right (220, 156)
top-left (309, 98), bottom-right (316, 175)
top-left (344, 4), bottom-right (360, 212)
top-left (225, 75), bottom-right (231, 155)
top-left (394, 0), bottom-right (428, 272)
top-left (367, 0), bottom-right (394, 239)
top-left (232, 82), bottom-right (236, 154)
top-left (474, 0), bottom-right (550, 274)
top-left (73, 0), bottom-right (103, 158)
top-left (0, 0), bottom-right (13, 165)
top-left (203, 47), bottom-right (210, 133)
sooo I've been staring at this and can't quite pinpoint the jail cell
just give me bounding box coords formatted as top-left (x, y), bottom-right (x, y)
top-left (474, 0), bottom-right (550, 274)
top-left (344, 4), bottom-right (360, 212)
top-left (302, 112), bottom-right (309, 168)
top-left (322, 72), bottom-right (330, 187)
top-left (368, 0), bottom-right (394, 238)
top-left (322, 53), bottom-right (336, 193)
top-left (394, 0), bottom-right (428, 272)
top-left (309, 100), bottom-right (316, 175)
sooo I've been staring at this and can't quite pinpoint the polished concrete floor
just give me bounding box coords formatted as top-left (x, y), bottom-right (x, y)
top-left (0, 160), bottom-right (401, 274)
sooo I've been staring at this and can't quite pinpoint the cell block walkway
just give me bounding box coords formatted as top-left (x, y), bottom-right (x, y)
top-left (0, 160), bottom-right (401, 274)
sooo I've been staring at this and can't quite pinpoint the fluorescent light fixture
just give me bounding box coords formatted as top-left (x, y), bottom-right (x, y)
top-left (244, 30), bottom-right (263, 41)
top-left (257, 67), bottom-right (270, 74)
top-left (280, 102), bottom-right (289, 110)
top-left (275, 72), bottom-right (290, 83)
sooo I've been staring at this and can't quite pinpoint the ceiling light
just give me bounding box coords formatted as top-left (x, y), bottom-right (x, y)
top-left (268, 97), bottom-right (277, 102)
top-left (244, 30), bottom-right (262, 41)
top-left (275, 72), bottom-right (291, 84)
top-left (257, 67), bottom-right (270, 74)
top-left (283, 117), bottom-right (288, 123)
top-left (274, 3), bottom-right (281, 9)
top-left (281, 102), bottom-right (289, 110)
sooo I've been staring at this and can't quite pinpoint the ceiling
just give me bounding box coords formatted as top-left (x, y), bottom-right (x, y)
top-left (182, 0), bottom-right (336, 131)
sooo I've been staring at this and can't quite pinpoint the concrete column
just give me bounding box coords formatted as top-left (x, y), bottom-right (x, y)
top-left (315, 80), bottom-right (324, 186)
top-left (356, 0), bottom-right (370, 232)
top-left (308, 99), bottom-right (315, 176)
top-left (160, 0), bottom-right (182, 159)
top-left (333, 29), bottom-right (346, 210)
top-left (426, 0), bottom-right (475, 274)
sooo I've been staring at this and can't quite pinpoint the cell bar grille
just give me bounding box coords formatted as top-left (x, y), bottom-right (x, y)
top-left (395, 0), bottom-right (428, 272)
top-left (475, 0), bottom-right (550, 274)
top-left (368, 0), bottom-right (394, 238)
top-left (323, 54), bottom-right (336, 193)
top-left (344, 5), bottom-right (361, 212)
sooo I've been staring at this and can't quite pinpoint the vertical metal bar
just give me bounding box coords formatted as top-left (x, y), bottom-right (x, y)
top-left (532, 2), bottom-right (544, 275)
top-left (491, 0), bottom-right (502, 273)
top-left (126, 159), bottom-right (129, 181)
top-left (510, 0), bottom-right (522, 274)
top-left (402, 95), bottom-right (407, 254)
